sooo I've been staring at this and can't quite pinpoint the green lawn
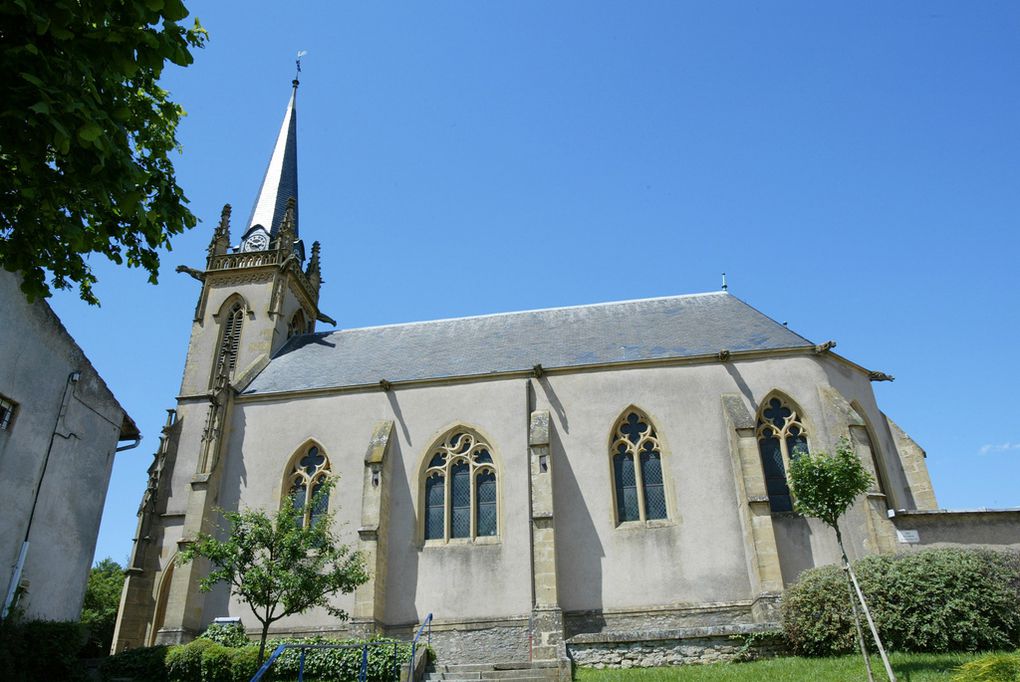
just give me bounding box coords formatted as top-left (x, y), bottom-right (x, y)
top-left (575, 652), bottom-right (992, 681)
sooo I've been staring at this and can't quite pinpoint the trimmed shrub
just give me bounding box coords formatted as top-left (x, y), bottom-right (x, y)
top-left (95, 634), bottom-right (410, 682)
top-left (200, 622), bottom-right (251, 648)
top-left (228, 646), bottom-right (261, 682)
top-left (267, 636), bottom-right (411, 681)
top-left (98, 645), bottom-right (169, 682)
top-left (952, 652), bottom-right (1020, 682)
top-left (199, 642), bottom-right (233, 682)
top-left (782, 548), bottom-right (1020, 656)
top-left (167, 637), bottom-right (214, 682)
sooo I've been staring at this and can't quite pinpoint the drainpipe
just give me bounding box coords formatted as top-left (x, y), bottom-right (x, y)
top-left (2, 371), bottom-right (81, 619)
top-left (117, 437), bottom-right (142, 452)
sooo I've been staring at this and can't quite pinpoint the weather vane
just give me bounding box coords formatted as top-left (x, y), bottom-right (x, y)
top-left (294, 50), bottom-right (308, 85)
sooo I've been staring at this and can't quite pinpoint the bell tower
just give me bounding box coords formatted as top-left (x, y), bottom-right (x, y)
top-left (180, 76), bottom-right (332, 397)
top-left (112, 77), bottom-right (334, 650)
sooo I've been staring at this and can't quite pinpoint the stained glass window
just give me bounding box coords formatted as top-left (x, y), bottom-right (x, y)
top-left (476, 471), bottom-right (497, 536)
top-left (451, 462), bottom-right (471, 538)
top-left (423, 429), bottom-right (498, 542)
top-left (614, 452), bottom-right (638, 522)
top-left (287, 443), bottom-right (331, 528)
top-left (611, 409), bottom-right (668, 525)
top-left (755, 396), bottom-right (809, 513)
top-left (425, 475), bottom-right (445, 540)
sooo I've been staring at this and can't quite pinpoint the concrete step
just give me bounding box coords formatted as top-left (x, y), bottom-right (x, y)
top-left (425, 676), bottom-right (558, 682)
top-left (424, 663), bottom-right (560, 681)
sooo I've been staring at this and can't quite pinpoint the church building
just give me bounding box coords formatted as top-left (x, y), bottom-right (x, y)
top-left (114, 79), bottom-right (1009, 671)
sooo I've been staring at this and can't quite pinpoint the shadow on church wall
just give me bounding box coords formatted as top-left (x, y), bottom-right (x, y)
top-left (549, 422), bottom-right (605, 636)
top-left (381, 435), bottom-right (420, 626)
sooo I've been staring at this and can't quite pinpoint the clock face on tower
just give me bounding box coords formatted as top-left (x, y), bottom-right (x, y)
top-left (242, 230), bottom-right (269, 252)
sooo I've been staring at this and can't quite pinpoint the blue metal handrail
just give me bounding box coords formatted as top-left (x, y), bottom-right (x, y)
top-left (406, 613), bottom-right (433, 682)
top-left (250, 640), bottom-right (403, 682)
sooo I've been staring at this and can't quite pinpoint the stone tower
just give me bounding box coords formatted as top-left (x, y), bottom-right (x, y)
top-left (112, 79), bottom-right (332, 650)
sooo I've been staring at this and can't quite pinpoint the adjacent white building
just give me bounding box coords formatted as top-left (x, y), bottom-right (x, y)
top-left (1, 271), bottom-right (139, 621)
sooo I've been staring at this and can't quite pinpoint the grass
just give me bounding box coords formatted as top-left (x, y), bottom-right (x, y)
top-left (574, 651), bottom-right (995, 681)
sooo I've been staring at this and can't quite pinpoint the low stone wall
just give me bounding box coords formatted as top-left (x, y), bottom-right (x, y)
top-left (563, 598), bottom-right (770, 639)
top-left (891, 509), bottom-right (1020, 552)
top-left (388, 617), bottom-right (531, 664)
top-left (567, 623), bottom-right (784, 669)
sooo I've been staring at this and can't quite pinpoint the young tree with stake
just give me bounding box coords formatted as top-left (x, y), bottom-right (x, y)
top-left (788, 437), bottom-right (897, 682)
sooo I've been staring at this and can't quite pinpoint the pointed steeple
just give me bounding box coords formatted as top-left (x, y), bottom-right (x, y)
top-left (241, 79), bottom-right (299, 252)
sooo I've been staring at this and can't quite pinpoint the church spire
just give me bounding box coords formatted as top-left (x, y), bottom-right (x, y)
top-left (241, 78), bottom-right (299, 253)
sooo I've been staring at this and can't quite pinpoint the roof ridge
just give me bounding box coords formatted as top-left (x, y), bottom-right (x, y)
top-left (322, 291), bottom-right (730, 335)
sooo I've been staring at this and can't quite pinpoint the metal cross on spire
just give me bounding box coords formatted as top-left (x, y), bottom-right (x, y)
top-left (294, 50), bottom-right (307, 88)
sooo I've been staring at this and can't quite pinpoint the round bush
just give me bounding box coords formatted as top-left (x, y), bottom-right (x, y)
top-left (782, 548), bottom-right (1020, 656)
top-left (166, 638), bottom-right (213, 682)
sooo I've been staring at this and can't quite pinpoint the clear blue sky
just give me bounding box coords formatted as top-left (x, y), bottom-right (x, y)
top-left (47, 2), bottom-right (1019, 565)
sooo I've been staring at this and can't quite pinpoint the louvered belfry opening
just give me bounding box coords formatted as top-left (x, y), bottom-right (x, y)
top-left (216, 302), bottom-right (244, 379)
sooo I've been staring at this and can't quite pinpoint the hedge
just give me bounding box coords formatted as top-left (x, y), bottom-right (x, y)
top-left (98, 644), bottom-right (169, 682)
top-left (100, 633), bottom-right (414, 682)
top-left (782, 548), bottom-right (1020, 656)
top-left (0, 619), bottom-right (89, 682)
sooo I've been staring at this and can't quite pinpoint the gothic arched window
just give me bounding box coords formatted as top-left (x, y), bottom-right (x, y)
top-left (423, 430), bottom-right (498, 541)
top-left (287, 444), bottom-right (331, 528)
top-left (610, 409), bottom-right (667, 524)
top-left (287, 309), bottom-right (307, 339)
top-left (216, 301), bottom-right (244, 379)
top-left (755, 395), bottom-right (809, 513)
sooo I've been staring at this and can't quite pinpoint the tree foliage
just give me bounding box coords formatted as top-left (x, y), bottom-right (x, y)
top-left (178, 482), bottom-right (369, 664)
top-left (0, 0), bottom-right (206, 304)
top-left (81, 557), bottom-right (126, 657)
top-left (788, 436), bottom-right (873, 530)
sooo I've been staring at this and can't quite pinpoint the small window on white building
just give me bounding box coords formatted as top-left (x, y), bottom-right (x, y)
top-left (0, 396), bottom-right (16, 431)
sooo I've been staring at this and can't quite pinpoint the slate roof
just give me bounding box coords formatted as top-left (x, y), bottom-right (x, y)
top-left (242, 292), bottom-right (814, 395)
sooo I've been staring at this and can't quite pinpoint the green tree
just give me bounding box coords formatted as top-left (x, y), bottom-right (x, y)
top-left (81, 557), bottom-right (126, 657)
top-left (0, 0), bottom-right (206, 305)
top-left (789, 437), bottom-right (896, 682)
top-left (178, 482), bottom-right (369, 664)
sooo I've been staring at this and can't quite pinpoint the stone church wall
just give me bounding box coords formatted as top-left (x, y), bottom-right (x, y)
top-left (197, 351), bottom-right (908, 658)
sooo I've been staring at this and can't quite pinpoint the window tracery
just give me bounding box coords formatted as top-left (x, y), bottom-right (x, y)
top-left (287, 444), bottom-right (331, 528)
top-left (611, 410), bottom-right (667, 524)
top-left (755, 395), bottom-right (809, 513)
top-left (423, 430), bottom-right (497, 541)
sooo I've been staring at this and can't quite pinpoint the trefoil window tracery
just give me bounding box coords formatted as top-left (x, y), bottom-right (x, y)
top-left (611, 410), bottom-right (667, 525)
top-left (423, 430), bottom-right (497, 542)
top-left (288, 444), bottom-right (331, 528)
top-left (755, 395), bottom-right (809, 513)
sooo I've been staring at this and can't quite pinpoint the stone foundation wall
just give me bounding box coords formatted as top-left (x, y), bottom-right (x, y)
top-left (396, 619), bottom-right (531, 664)
top-left (567, 624), bottom-right (784, 669)
top-left (564, 600), bottom-right (760, 639)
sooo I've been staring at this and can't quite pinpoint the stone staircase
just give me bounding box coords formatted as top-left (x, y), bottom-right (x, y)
top-left (423, 662), bottom-right (564, 682)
